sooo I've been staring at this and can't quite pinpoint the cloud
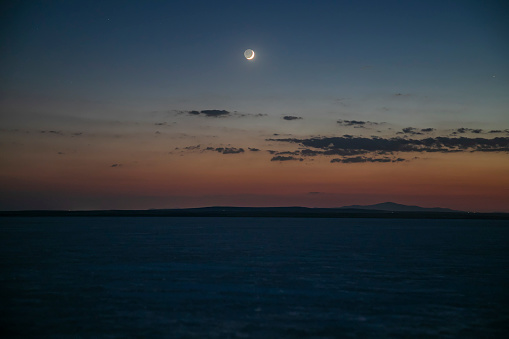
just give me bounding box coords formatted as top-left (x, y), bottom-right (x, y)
top-left (275, 151), bottom-right (300, 155)
top-left (111, 164), bottom-right (121, 167)
top-left (331, 157), bottom-right (364, 163)
top-left (262, 122), bottom-right (509, 164)
top-left (300, 149), bottom-right (322, 156)
top-left (331, 156), bottom-right (406, 164)
top-left (40, 130), bottom-right (64, 135)
top-left (181, 145), bottom-right (245, 154)
top-left (402, 127), bottom-right (423, 135)
top-left (283, 115), bottom-right (303, 121)
top-left (268, 136), bottom-right (509, 154)
top-left (184, 109), bottom-right (267, 118)
top-left (270, 156), bottom-right (303, 162)
top-left (337, 119), bottom-right (381, 127)
top-left (337, 120), bottom-right (366, 126)
top-left (455, 127), bottom-right (483, 134)
top-left (334, 97), bottom-right (351, 105)
top-left (299, 148), bottom-right (368, 156)
top-left (451, 128), bottom-right (488, 136)
top-left (323, 149), bottom-right (369, 156)
top-left (215, 147), bottom-right (244, 154)
top-left (234, 113), bottom-right (267, 118)
top-left (248, 147), bottom-right (261, 152)
top-left (187, 109), bottom-right (230, 117)
top-left (489, 129), bottom-right (509, 134)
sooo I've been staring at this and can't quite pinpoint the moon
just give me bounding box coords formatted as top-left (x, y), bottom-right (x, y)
top-left (244, 49), bottom-right (255, 60)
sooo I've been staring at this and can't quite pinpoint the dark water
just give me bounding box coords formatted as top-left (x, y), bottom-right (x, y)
top-left (1, 217), bottom-right (508, 338)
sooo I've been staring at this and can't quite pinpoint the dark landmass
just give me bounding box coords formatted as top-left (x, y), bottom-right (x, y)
top-left (1, 205), bottom-right (508, 220)
top-left (340, 202), bottom-right (459, 213)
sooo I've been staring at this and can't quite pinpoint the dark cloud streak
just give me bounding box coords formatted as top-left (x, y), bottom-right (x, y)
top-left (268, 136), bottom-right (509, 153)
top-left (270, 156), bottom-right (303, 162)
top-left (331, 156), bottom-right (406, 164)
top-left (283, 116), bottom-right (303, 121)
top-left (215, 147), bottom-right (244, 154)
top-left (402, 127), bottom-right (423, 135)
top-left (187, 110), bottom-right (230, 117)
top-left (337, 119), bottom-right (381, 127)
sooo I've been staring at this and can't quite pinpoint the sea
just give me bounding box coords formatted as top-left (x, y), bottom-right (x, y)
top-left (1, 217), bottom-right (508, 338)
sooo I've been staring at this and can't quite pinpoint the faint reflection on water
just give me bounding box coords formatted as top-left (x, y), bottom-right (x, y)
top-left (1, 217), bottom-right (508, 338)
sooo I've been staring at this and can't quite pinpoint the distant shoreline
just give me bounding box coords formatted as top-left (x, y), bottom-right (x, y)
top-left (1, 207), bottom-right (508, 220)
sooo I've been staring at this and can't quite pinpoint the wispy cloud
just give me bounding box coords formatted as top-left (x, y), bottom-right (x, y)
top-left (216, 147), bottom-right (245, 154)
top-left (40, 130), bottom-right (64, 135)
top-left (337, 119), bottom-right (382, 128)
top-left (455, 127), bottom-right (481, 134)
top-left (198, 146), bottom-right (246, 154)
top-left (270, 156), bottom-right (303, 162)
top-left (180, 109), bottom-right (267, 118)
top-left (269, 136), bottom-right (509, 154)
top-left (187, 109), bottom-right (230, 117)
top-left (283, 115), bottom-right (303, 121)
top-left (401, 127), bottom-right (423, 135)
top-left (166, 118), bottom-right (509, 165)
top-left (331, 156), bottom-right (406, 164)
top-left (234, 113), bottom-right (267, 118)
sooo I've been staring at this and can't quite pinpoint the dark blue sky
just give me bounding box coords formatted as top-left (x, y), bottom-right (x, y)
top-left (2, 0), bottom-right (507, 125)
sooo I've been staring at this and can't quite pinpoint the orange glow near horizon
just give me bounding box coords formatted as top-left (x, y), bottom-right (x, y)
top-left (1, 143), bottom-right (508, 212)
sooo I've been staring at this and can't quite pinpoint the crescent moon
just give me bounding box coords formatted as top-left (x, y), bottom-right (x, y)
top-left (244, 49), bottom-right (255, 60)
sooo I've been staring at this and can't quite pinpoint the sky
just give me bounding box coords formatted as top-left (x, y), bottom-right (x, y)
top-left (1, 0), bottom-right (508, 212)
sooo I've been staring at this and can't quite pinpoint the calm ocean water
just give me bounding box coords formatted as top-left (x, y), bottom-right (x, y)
top-left (1, 217), bottom-right (508, 338)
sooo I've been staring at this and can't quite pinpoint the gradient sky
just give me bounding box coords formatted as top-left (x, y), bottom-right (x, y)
top-left (1, 0), bottom-right (508, 212)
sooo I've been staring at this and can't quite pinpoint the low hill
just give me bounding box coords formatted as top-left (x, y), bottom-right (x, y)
top-left (340, 202), bottom-right (459, 213)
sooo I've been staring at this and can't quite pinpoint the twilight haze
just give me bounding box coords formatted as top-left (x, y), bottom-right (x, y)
top-left (0, 0), bottom-right (508, 212)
